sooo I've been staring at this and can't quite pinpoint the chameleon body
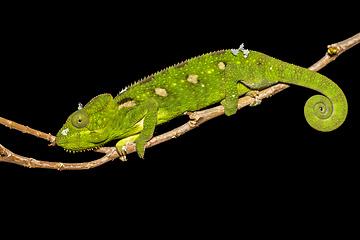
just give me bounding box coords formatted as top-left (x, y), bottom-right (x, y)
top-left (56, 46), bottom-right (348, 159)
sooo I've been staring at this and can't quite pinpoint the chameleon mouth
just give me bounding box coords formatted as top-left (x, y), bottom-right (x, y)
top-left (55, 127), bottom-right (110, 153)
top-left (56, 134), bottom-right (106, 153)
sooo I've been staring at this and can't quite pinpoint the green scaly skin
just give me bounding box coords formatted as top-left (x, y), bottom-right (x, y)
top-left (56, 47), bottom-right (348, 159)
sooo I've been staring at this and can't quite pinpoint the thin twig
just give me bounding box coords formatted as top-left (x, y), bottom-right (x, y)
top-left (308, 32), bottom-right (360, 71)
top-left (1, 32), bottom-right (359, 170)
top-left (0, 144), bottom-right (117, 170)
top-left (0, 116), bottom-right (56, 145)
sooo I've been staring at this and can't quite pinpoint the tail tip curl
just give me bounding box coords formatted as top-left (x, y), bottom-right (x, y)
top-left (304, 94), bottom-right (347, 132)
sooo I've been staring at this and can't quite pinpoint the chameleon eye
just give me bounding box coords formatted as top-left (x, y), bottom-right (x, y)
top-left (71, 111), bottom-right (89, 129)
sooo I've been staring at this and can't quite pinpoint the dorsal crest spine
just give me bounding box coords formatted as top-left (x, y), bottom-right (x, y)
top-left (117, 49), bottom-right (228, 97)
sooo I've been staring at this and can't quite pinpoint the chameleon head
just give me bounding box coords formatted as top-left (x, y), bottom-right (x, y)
top-left (56, 94), bottom-right (115, 152)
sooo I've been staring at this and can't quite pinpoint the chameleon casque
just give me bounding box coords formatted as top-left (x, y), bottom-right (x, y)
top-left (56, 44), bottom-right (348, 160)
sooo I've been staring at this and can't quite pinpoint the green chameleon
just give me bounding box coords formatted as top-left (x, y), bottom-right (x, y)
top-left (56, 44), bottom-right (348, 160)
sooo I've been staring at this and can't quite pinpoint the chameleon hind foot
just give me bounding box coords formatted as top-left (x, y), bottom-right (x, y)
top-left (246, 90), bottom-right (262, 106)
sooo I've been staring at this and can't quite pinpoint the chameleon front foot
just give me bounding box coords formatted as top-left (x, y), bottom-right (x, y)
top-left (115, 143), bottom-right (128, 162)
top-left (119, 146), bottom-right (128, 162)
top-left (115, 134), bottom-right (140, 162)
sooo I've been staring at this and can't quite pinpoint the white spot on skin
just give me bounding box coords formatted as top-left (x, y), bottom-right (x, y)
top-left (201, 85), bottom-right (205, 87)
top-left (187, 75), bottom-right (198, 84)
top-left (232, 95), bottom-right (236, 98)
top-left (61, 128), bottom-right (69, 136)
top-left (155, 88), bottom-right (168, 97)
top-left (270, 67), bottom-right (273, 70)
top-left (218, 62), bottom-right (226, 70)
top-left (78, 102), bottom-right (83, 110)
top-left (118, 100), bottom-right (136, 110)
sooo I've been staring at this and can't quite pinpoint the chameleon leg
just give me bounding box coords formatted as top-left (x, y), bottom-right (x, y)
top-left (221, 64), bottom-right (241, 116)
top-left (237, 82), bottom-right (251, 97)
top-left (134, 98), bottom-right (158, 158)
top-left (115, 98), bottom-right (158, 159)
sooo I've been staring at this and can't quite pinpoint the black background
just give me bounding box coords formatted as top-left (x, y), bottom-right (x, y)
top-left (0, 4), bottom-right (358, 236)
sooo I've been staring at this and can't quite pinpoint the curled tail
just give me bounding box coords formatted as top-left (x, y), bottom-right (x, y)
top-left (282, 65), bottom-right (348, 132)
top-left (236, 51), bottom-right (347, 132)
top-left (304, 91), bottom-right (347, 132)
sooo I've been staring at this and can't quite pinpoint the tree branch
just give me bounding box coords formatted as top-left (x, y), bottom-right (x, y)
top-left (1, 32), bottom-right (359, 170)
top-left (0, 117), bottom-right (56, 145)
top-left (308, 32), bottom-right (360, 71)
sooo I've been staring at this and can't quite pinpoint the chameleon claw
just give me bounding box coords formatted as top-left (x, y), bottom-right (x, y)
top-left (246, 90), bottom-right (262, 107)
top-left (120, 145), bottom-right (128, 161)
top-left (116, 145), bottom-right (128, 162)
top-left (119, 149), bottom-right (128, 162)
top-left (252, 98), bottom-right (262, 107)
top-left (120, 155), bottom-right (127, 162)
